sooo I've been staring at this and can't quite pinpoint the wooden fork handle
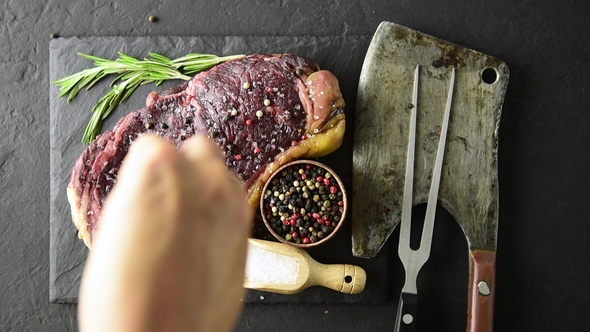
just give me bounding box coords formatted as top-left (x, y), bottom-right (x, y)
top-left (467, 250), bottom-right (496, 332)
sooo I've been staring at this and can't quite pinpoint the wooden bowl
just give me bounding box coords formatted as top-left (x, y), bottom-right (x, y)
top-left (259, 160), bottom-right (347, 248)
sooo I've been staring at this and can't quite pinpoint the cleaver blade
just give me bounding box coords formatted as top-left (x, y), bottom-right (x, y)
top-left (351, 21), bottom-right (509, 331)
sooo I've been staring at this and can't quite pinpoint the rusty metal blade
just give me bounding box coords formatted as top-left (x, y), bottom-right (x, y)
top-left (351, 21), bottom-right (509, 259)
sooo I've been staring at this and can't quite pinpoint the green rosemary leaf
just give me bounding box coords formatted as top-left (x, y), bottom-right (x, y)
top-left (53, 51), bottom-right (245, 144)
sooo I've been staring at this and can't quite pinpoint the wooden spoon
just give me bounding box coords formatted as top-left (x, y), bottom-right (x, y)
top-left (244, 239), bottom-right (366, 295)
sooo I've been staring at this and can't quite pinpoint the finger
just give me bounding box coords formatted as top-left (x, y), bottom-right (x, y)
top-left (181, 135), bottom-right (244, 196)
top-left (95, 134), bottom-right (178, 244)
top-left (116, 134), bottom-right (176, 186)
top-left (180, 135), bottom-right (225, 163)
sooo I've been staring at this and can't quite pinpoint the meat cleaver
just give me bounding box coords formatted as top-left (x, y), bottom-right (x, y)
top-left (351, 21), bottom-right (509, 331)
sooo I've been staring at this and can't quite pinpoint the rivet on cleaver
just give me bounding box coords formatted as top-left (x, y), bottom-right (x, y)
top-left (477, 281), bottom-right (491, 296)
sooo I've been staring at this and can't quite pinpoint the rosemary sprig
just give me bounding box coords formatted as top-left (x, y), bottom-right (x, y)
top-left (52, 51), bottom-right (245, 144)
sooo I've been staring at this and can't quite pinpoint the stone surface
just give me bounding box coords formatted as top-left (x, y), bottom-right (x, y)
top-left (1, 0), bottom-right (590, 331)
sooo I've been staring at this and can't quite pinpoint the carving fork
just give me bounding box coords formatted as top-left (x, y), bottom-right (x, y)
top-left (394, 65), bottom-right (455, 331)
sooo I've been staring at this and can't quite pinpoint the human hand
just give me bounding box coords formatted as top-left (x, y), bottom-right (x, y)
top-left (78, 134), bottom-right (251, 332)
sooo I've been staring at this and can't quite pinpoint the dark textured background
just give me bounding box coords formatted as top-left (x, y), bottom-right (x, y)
top-left (1, 0), bottom-right (589, 331)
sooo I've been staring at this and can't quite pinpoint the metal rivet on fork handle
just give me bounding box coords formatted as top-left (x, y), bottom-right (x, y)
top-left (403, 314), bottom-right (414, 324)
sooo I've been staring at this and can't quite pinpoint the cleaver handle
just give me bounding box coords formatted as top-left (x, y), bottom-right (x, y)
top-left (467, 250), bottom-right (496, 332)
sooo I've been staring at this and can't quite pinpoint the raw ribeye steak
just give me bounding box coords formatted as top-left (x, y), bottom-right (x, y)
top-left (67, 54), bottom-right (346, 248)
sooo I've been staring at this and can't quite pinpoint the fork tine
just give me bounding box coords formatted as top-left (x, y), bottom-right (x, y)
top-left (420, 68), bottom-right (455, 255)
top-left (398, 64), bottom-right (420, 251)
top-left (395, 67), bottom-right (456, 332)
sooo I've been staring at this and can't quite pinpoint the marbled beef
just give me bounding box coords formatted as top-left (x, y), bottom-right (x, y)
top-left (67, 54), bottom-right (346, 248)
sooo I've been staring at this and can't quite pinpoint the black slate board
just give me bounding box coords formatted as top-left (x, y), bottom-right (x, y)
top-left (49, 35), bottom-right (388, 304)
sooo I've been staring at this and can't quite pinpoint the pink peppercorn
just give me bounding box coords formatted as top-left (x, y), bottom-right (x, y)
top-left (330, 186), bottom-right (338, 194)
top-left (253, 147), bottom-right (261, 154)
top-left (301, 173), bottom-right (307, 180)
top-left (302, 237), bottom-right (310, 244)
top-left (312, 212), bottom-right (320, 219)
top-left (246, 119), bottom-right (252, 126)
top-left (292, 232), bottom-right (299, 239)
top-left (235, 154), bottom-right (242, 161)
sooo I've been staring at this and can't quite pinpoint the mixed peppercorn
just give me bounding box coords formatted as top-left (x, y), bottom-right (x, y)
top-left (261, 162), bottom-right (345, 245)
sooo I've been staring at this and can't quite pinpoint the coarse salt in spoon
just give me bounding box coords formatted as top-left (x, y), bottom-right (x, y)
top-left (244, 239), bottom-right (366, 295)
